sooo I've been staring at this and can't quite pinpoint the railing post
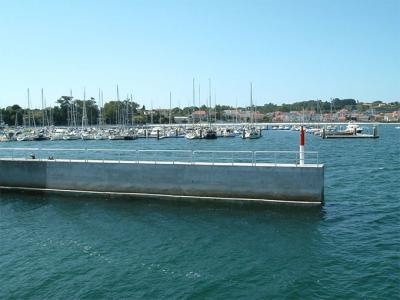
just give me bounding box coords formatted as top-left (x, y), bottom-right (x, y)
top-left (299, 126), bottom-right (305, 166)
top-left (136, 150), bottom-right (139, 164)
top-left (231, 152), bottom-right (234, 166)
top-left (274, 152), bottom-right (277, 166)
top-left (212, 152), bottom-right (215, 166)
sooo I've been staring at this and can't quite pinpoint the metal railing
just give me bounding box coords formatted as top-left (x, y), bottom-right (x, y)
top-left (0, 147), bottom-right (320, 166)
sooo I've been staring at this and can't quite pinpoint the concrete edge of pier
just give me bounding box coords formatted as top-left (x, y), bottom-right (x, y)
top-left (0, 186), bottom-right (322, 206)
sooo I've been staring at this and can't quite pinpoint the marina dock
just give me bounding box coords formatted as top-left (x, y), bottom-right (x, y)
top-left (321, 125), bottom-right (379, 139)
top-left (323, 134), bottom-right (379, 139)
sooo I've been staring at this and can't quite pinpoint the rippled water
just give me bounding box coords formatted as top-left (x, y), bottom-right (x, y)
top-left (0, 125), bottom-right (399, 299)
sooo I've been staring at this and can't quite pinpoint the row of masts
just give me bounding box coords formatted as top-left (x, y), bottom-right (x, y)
top-left (25, 88), bottom-right (53, 128)
top-left (23, 86), bottom-right (133, 128)
top-left (20, 81), bottom-right (258, 128)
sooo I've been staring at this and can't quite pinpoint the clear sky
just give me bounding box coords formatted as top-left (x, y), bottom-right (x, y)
top-left (0, 0), bottom-right (399, 109)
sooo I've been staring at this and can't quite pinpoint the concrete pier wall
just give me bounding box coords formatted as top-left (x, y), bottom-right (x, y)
top-left (0, 159), bottom-right (324, 204)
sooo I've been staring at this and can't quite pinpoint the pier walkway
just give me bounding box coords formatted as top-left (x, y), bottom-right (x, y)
top-left (0, 148), bottom-right (320, 167)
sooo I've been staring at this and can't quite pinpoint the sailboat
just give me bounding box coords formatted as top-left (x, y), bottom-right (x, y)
top-left (203, 79), bottom-right (217, 139)
top-left (223, 127), bottom-right (236, 137)
top-left (185, 128), bottom-right (202, 139)
top-left (243, 82), bottom-right (261, 139)
top-left (185, 78), bottom-right (202, 140)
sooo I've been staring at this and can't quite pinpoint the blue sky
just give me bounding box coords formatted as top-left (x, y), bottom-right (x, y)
top-left (0, 0), bottom-right (398, 108)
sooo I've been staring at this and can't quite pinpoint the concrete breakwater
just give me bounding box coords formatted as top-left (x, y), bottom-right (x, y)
top-left (0, 149), bottom-right (324, 205)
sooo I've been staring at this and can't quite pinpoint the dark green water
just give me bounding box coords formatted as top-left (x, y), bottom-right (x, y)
top-left (1, 125), bottom-right (399, 299)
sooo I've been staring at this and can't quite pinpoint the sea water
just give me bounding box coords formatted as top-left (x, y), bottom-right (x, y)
top-left (0, 125), bottom-right (399, 298)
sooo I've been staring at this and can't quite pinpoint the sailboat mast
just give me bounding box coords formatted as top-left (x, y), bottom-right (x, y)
top-left (151, 100), bottom-right (154, 124)
top-left (82, 87), bottom-right (88, 128)
top-left (27, 88), bottom-right (31, 127)
top-left (214, 88), bottom-right (217, 123)
top-left (41, 88), bottom-right (45, 127)
top-left (125, 93), bottom-right (129, 126)
top-left (117, 85), bottom-right (120, 126)
top-left (235, 99), bottom-right (238, 123)
top-left (250, 82), bottom-right (253, 124)
top-left (192, 78), bottom-right (195, 125)
top-left (101, 90), bottom-right (104, 125)
top-left (43, 89), bottom-right (49, 127)
top-left (192, 78), bottom-right (195, 107)
top-left (198, 84), bottom-right (201, 110)
top-left (208, 79), bottom-right (211, 126)
top-left (98, 88), bottom-right (102, 126)
top-left (169, 91), bottom-right (172, 125)
top-left (69, 89), bottom-right (74, 127)
top-left (130, 93), bottom-right (134, 126)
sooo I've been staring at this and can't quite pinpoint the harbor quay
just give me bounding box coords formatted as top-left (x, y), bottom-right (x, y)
top-left (0, 147), bottom-right (324, 205)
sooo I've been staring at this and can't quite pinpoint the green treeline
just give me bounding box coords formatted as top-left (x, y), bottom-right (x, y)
top-left (0, 97), bottom-right (399, 126)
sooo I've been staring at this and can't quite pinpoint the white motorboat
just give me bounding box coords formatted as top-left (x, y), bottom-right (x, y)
top-left (81, 133), bottom-right (95, 140)
top-left (185, 129), bottom-right (201, 140)
top-left (223, 128), bottom-right (236, 137)
top-left (63, 133), bottom-right (80, 140)
top-left (243, 127), bottom-right (261, 139)
top-left (345, 123), bottom-right (363, 134)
